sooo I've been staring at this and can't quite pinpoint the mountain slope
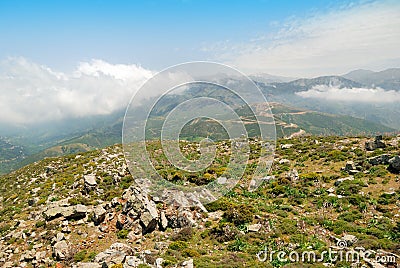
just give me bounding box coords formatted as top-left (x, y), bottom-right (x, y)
top-left (343, 68), bottom-right (400, 90)
top-left (270, 103), bottom-right (395, 137)
top-left (0, 101), bottom-right (395, 175)
top-left (0, 136), bottom-right (399, 267)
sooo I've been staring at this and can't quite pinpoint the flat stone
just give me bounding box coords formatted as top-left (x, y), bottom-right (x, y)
top-left (247, 224), bottom-right (262, 232)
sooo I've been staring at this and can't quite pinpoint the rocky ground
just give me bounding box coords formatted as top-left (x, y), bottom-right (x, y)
top-left (0, 135), bottom-right (399, 267)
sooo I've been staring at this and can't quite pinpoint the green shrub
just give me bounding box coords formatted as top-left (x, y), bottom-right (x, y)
top-left (117, 229), bottom-right (130, 239)
top-left (378, 193), bottom-right (396, 205)
top-left (182, 248), bottom-right (200, 257)
top-left (205, 198), bottom-right (233, 212)
top-left (137, 265), bottom-right (151, 268)
top-left (0, 224), bottom-right (11, 235)
top-left (35, 221), bottom-right (46, 228)
top-left (172, 227), bottom-right (194, 242)
top-left (278, 219), bottom-right (297, 234)
top-left (338, 210), bottom-right (363, 222)
top-left (369, 166), bottom-right (388, 177)
top-left (169, 241), bottom-right (188, 250)
top-left (227, 238), bottom-right (247, 251)
top-left (336, 180), bottom-right (365, 196)
top-left (223, 204), bottom-right (254, 226)
top-left (74, 250), bottom-right (87, 262)
top-left (211, 222), bottom-right (239, 242)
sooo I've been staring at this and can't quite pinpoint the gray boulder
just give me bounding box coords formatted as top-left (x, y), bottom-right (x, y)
top-left (63, 204), bottom-right (88, 219)
top-left (123, 256), bottom-right (143, 268)
top-left (43, 207), bottom-right (65, 221)
top-left (388, 156), bottom-right (400, 173)
top-left (94, 243), bottom-right (135, 266)
top-left (92, 205), bottom-right (107, 225)
top-left (368, 154), bottom-right (390, 165)
top-left (140, 210), bottom-right (158, 234)
top-left (181, 259), bottom-right (194, 268)
top-left (341, 234), bottom-right (358, 245)
top-left (53, 241), bottom-right (70, 260)
top-left (84, 175), bottom-right (97, 193)
top-left (365, 135), bottom-right (386, 151)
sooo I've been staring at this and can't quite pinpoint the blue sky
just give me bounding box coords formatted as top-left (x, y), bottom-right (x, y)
top-left (0, 0), bottom-right (399, 124)
top-left (0, 0), bottom-right (375, 72)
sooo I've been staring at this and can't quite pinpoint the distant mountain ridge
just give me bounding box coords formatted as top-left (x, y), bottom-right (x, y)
top-left (343, 68), bottom-right (400, 90)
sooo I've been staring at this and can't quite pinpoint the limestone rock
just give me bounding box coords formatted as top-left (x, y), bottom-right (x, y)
top-left (92, 205), bottom-right (107, 225)
top-left (84, 175), bottom-right (97, 193)
top-left (181, 258), bottom-right (194, 268)
top-left (123, 256), bottom-right (143, 268)
top-left (160, 211), bottom-right (168, 230)
top-left (94, 243), bottom-right (134, 266)
top-left (247, 223), bottom-right (262, 232)
top-left (53, 241), bottom-right (70, 260)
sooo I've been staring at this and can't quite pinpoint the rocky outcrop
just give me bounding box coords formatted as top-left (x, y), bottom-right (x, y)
top-left (92, 205), bottom-right (107, 225)
top-left (334, 175), bottom-right (354, 186)
top-left (94, 243), bottom-right (134, 266)
top-left (120, 186), bottom-right (159, 233)
top-left (53, 241), bottom-right (70, 260)
top-left (43, 204), bottom-right (88, 221)
top-left (342, 161), bottom-right (361, 175)
top-left (368, 154), bottom-right (390, 165)
top-left (365, 135), bottom-right (386, 151)
top-left (388, 156), bottom-right (400, 173)
top-left (84, 174), bottom-right (97, 194)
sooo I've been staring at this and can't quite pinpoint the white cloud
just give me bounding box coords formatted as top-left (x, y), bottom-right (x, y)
top-left (0, 57), bottom-right (154, 124)
top-left (218, 0), bottom-right (400, 77)
top-left (296, 85), bottom-right (400, 103)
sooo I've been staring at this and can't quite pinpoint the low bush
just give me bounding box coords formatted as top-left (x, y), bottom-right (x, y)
top-left (223, 204), bottom-right (254, 226)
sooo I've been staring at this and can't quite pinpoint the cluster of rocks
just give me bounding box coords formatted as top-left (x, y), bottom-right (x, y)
top-left (0, 223), bottom-right (53, 267)
top-left (368, 154), bottom-right (400, 173)
top-left (0, 145), bottom-right (207, 267)
top-left (71, 242), bottom-right (193, 268)
top-left (342, 161), bottom-right (362, 175)
top-left (365, 135), bottom-right (386, 151)
top-left (116, 185), bottom-right (200, 235)
top-left (368, 154), bottom-right (390, 165)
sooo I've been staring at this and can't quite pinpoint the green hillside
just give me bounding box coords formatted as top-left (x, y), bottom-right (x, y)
top-left (0, 136), bottom-right (399, 267)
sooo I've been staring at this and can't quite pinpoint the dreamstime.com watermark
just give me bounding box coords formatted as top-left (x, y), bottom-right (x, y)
top-left (256, 241), bottom-right (397, 265)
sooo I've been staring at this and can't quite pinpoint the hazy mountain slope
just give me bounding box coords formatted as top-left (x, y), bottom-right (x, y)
top-left (253, 71), bottom-right (400, 130)
top-left (343, 68), bottom-right (400, 90)
top-left (0, 100), bottom-right (395, 175)
top-left (268, 103), bottom-right (394, 137)
top-left (2, 69), bottom-right (400, 174)
top-left (0, 114), bottom-right (122, 174)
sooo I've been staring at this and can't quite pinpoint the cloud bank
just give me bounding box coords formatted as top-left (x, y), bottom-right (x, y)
top-left (0, 57), bottom-right (154, 124)
top-left (216, 0), bottom-right (400, 77)
top-left (296, 85), bottom-right (400, 103)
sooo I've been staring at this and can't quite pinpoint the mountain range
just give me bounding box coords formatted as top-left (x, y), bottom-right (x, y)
top-left (0, 68), bottom-right (399, 174)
